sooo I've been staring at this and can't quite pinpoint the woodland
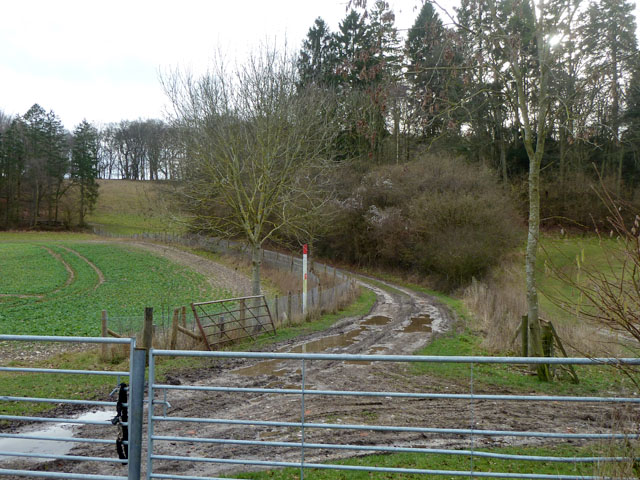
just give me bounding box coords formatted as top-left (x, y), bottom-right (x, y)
top-left (1, 0), bottom-right (638, 292)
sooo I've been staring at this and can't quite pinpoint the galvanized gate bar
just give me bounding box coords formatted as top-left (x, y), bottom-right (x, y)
top-left (152, 349), bottom-right (640, 364)
top-left (0, 367), bottom-right (128, 375)
top-left (0, 335), bottom-right (133, 343)
top-left (0, 396), bottom-right (117, 406)
top-left (0, 433), bottom-right (115, 445)
top-left (151, 414), bottom-right (639, 439)
top-left (0, 451), bottom-right (127, 463)
top-left (153, 383), bottom-right (640, 403)
top-left (0, 470), bottom-right (128, 480)
top-left (149, 436), bottom-right (633, 462)
top-left (148, 454), bottom-right (604, 480)
top-left (0, 414), bottom-right (124, 425)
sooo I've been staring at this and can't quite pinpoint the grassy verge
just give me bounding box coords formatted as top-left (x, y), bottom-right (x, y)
top-left (230, 443), bottom-right (605, 479)
top-left (413, 329), bottom-right (635, 395)
top-left (347, 267), bottom-right (637, 396)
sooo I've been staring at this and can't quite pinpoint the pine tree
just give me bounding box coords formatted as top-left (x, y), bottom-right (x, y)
top-left (405, 1), bottom-right (449, 138)
top-left (297, 17), bottom-right (337, 87)
top-left (0, 118), bottom-right (26, 227)
top-left (71, 120), bottom-right (99, 226)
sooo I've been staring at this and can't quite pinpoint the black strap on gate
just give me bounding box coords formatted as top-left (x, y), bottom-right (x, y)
top-left (111, 383), bottom-right (128, 460)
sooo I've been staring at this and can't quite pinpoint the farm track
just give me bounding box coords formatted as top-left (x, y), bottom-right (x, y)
top-left (1, 246), bottom-right (624, 479)
top-left (125, 241), bottom-right (253, 297)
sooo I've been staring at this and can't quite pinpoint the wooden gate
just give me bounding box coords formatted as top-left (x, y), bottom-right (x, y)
top-left (191, 295), bottom-right (276, 350)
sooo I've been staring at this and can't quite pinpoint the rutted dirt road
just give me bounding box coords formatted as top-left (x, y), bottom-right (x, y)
top-left (1, 245), bottom-right (628, 479)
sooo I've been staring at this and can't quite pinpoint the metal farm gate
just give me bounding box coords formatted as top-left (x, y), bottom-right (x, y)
top-left (145, 350), bottom-right (640, 480)
top-left (3, 336), bottom-right (640, 480)
top-left (0, 335), bottom-right (146, 480)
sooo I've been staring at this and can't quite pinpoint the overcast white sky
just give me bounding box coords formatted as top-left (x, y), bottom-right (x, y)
top-left (1, 0), bottom-right (638, 131)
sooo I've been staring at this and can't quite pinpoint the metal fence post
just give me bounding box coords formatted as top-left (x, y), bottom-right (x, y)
top-left (146, 350), bottom-right (156, 480)
top-left (127, 347), bottom-right (146, 480)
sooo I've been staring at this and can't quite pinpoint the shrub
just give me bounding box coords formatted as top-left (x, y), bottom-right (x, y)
top-left (322, 154), bottom-right (522, 289)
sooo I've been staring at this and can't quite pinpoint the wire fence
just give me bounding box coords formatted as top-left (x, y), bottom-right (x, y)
top-left (93, 230), bottom-right (357, 337)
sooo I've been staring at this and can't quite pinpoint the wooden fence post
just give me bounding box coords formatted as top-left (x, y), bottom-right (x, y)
top-left (181, 306), bottom-right (187, 327)
top-left (287, 291), bottom-right (292, 326)
top-left (170, 308), bottom-right (179, 350)
top-left (101, 310), bottom-right (108, 360)
top-left (142, 307), bottom-right (154, 354)
top-left (274, 295), bottom-right (279, 326)
top-left (318, 283), bottom-right (322, 312)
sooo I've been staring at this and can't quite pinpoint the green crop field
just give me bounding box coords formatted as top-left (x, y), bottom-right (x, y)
top-left (0, 233), bottom-right (229, 336)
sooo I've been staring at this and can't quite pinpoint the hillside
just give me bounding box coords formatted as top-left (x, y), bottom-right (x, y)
top-left (87, 179), bottom-right (183, 235)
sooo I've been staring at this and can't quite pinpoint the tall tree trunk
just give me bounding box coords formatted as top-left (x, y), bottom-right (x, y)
top-left (79, 183), bottom-right (85, 226)
top-left (251, 243), bottom-right (262, 297)
top-left (525, 148), bottom-right (549, 380)
top-left (250, 243), bottom-right (263, 333)
top-left (611, 40), bottom-right (621, 196)
top-left (523, 0), bottom-right (551, 380)
top-left (32, 181), bottom-right (39, 227)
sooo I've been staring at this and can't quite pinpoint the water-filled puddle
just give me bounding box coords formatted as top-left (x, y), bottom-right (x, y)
top-left (403, 315), bottom-right (433, 333)
top-left (368, 346), bottom-right (388, 354)
top-left (362, 315), bottom-right (391, 326)
top-left (235, 315), bottom-right (391, 377)
top-left (0, 409), bottom-right (113, 463)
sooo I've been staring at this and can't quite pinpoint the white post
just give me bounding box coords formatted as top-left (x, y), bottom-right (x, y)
top-left (302, 244), bottom-right (308, 315)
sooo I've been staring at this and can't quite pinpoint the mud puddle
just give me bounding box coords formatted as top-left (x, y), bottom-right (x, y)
top-left (234, 315), bottom-right (392, 376)
top-left (0, 409), bottom-right (113, 463)
top-left (403, 315), bottom-right (433, 333)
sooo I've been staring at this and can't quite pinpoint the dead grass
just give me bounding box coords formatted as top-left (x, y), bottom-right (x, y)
top-left (462, 252), bottom-right (613, 357)
top-left (463, 254), bottom-right (526, 353)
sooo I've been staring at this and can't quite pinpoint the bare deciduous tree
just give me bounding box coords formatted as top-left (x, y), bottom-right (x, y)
top-left (163, 48), bottom-right (340, 295)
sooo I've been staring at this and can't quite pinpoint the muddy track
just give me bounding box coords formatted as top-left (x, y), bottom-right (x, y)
top-left (2, 272), bottom-right (619, 479)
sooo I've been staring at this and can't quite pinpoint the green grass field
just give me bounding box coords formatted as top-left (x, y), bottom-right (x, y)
top-left (0, 233), bottom-right (227, 336)
top-left (537, 235), bottom-right (625, 323)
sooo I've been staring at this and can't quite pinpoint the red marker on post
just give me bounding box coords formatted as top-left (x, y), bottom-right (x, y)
top-left (302, 244), bottom-right (308, 315)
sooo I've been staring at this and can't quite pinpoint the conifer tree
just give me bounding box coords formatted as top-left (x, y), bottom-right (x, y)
top-left (71, 120), bottom-right (99, 226)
